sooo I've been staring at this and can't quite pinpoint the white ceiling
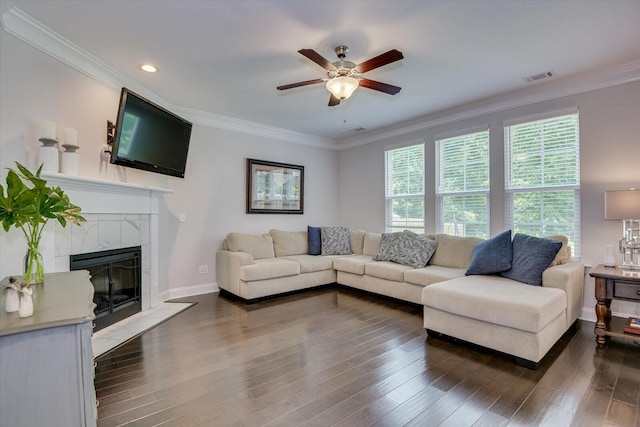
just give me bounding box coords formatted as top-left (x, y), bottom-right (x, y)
top-left (6, 0), bottom-right (640, 144)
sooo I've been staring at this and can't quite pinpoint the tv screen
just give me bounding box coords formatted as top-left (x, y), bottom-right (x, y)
top-left (111, 88), bottom-right (192, 178)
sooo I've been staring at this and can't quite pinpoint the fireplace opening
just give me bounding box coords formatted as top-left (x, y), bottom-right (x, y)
top-left (70, 246), bottom-right (142, 332)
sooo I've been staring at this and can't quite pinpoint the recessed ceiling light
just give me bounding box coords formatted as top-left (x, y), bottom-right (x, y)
top-left (140, 64), bottom-right (157, 73)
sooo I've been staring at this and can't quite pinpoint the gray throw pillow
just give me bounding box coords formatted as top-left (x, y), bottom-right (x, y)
top-left (500, 233), bottom-right (562, 286)
top-left (465, 230), bottom-right (512, 275)
top-left (374, 230), bottom-right (437, 268)
top-left (321, 226), bottom-right (352, 255)
top-left (373, 232), bottom-right (404, 261)
top-left (389, 230), bottom-right (438, 268)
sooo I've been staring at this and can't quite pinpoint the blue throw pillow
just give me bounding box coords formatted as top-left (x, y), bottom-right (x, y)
top-left (500, 233), bottom-right (563, 286)
top-left (465, 230), bottom-right (512, 275)
top-left (308, 226), bottom-right (321, 255)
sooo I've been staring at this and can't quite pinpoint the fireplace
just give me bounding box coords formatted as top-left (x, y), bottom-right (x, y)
top-left (70, 246), bottom-right (142, 332)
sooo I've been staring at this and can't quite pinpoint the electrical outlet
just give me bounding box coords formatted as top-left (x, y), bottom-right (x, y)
top-left (179, 213), bottom-right (186, 223)
top-left (198, 264), bottom-right (208, 274)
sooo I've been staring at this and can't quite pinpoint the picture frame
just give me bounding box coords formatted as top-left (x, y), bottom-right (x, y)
top-left (246, 158), bottom-right (304, 214)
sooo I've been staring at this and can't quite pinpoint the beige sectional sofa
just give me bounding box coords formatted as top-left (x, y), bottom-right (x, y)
top-left (216, 228), bottom-right (584, 368)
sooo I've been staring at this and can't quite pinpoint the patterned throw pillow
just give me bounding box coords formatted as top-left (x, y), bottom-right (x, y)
top-left (373, 232), bottom-right (404, 261)
top-left (374, 230), bottom-right (437, 268)
top-left (389, 230), bottom-right (438, 268)
top-left (321, 226), bottom-right (352, 255)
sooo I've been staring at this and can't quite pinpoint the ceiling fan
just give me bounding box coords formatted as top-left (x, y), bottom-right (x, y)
top-left (277, 45), bottom-right (404, 106)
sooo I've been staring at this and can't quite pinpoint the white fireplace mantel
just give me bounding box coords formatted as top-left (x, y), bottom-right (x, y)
top-left (42, 172), bottom-right (173, 214)
top-left (41, 172), bottom-right (173, 308)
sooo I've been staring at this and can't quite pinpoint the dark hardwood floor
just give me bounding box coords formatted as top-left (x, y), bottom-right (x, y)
top-left (94, 287), bottom-right (640, 426)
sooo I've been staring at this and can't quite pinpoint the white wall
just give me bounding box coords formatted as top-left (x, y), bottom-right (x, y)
top-left (0, 31), bottom-right (339, 298)
top-left (338, 80), bottom-right (640, 321)
top-left (160, 124), bottom-right (338, 298)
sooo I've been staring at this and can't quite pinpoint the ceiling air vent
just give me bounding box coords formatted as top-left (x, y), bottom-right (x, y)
top-left (523, 70), bottom-right (555, 83)
top-left (351, 127), bottom-right (367, 132)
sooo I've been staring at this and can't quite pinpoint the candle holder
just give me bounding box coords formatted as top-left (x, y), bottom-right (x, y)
top-left (60, 144), bottom-right (80, 175)
top-left (38, 137), bottom-right (59, 172)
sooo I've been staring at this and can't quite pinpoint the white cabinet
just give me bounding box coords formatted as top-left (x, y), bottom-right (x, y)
top-left (0, 271), bottom-right (97, 427)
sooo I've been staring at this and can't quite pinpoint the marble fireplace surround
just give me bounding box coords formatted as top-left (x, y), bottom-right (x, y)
top-left (40, 172), bottom-right (172, 311)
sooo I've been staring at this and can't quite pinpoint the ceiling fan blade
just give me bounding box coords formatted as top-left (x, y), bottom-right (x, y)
top-left (277, 78), bottom-right (325, 91)
top-left (355, 49), bottom-right (404, 73)
top-left (358, 78), bottom-right (401, 95)
top-left (299, 49), bottom-right (337, 71)
top-left (328, 94), bottom-right (341, 107)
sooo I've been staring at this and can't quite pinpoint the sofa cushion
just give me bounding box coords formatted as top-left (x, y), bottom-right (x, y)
top-left (546, 235), bottom-right (569, 266)
top-left (429, 234), bottom-right (484, 268)
top-left (350, 230), bottom-right (366, 255)
top-left (501, 234), bottom-right (562, 286)
top-left (308, 226), bottom-right (322, 255)
top-left (404, 265), bottom-right (467, 287)
top-left (422, 275), bottom-right (566, 333)
top-left (226, 232), bottom-right (275, 260)
top-left (321, 226), bottom-right (352, 255)
top-left (239, 258), bottom-right (300, 281)
top-left (333, 255), bottom-right (372, 275)
top-left (466, 230), bottom-right (512, 275)
top-left (269, 229), bottom-right (308, 257)
top-left (365, 261), bottom-right (414, 282)
top-left (363, 232), bottom-right (382, 256)
top-left (281, 255), bottom-right (335, 273)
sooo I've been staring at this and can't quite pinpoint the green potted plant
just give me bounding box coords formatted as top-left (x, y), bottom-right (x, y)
top-left (0, 162), bottom-right (85, 283)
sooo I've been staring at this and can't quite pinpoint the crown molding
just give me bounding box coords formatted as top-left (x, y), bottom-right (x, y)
top-left (0, 4), bottom-right (337, 150)
top-left (339, 59), bottom-right (640, 150)
top-left (173, 106), bottom-right (337, 149)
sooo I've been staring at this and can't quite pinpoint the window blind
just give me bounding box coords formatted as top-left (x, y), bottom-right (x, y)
top-left (436, 130), bottom-right (490, 238)
top-left (505, 112), bottom-right (580, 255)
top-left (385, 143), bottom-right (425, 232)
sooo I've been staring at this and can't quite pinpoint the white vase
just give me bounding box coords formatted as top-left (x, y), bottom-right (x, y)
top-left (604, 244), bottom-right (616, 267)
top-left (5, 287), bottom-right (19, 312)
top-left (19, 289), bottom-right (33, 318)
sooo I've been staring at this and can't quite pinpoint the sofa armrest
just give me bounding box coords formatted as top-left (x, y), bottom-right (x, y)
top-left (542, 261), bottom-right (585, 327)
top-left (216, 250), bottom-right (254, 297)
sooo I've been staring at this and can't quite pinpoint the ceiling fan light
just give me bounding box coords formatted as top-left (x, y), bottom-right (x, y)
top-left (326, 76), bottom-right (359, 100)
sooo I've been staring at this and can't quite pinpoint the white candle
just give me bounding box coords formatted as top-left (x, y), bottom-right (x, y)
top-left (64, 127), bottom-right (78, 146)
top-left (41, 121), bottom-right (57, 140)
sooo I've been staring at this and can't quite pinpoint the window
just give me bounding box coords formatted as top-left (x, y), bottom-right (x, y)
top-left (436, 130), bottom-right (490, 238)
top-left (505, 111), bottom-right (580, 255)
top-left (385, 143), bottom-right (424, 232)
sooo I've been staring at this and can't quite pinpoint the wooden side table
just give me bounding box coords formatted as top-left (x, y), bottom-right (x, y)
top-left (590, 264), bottom-right (640, 346)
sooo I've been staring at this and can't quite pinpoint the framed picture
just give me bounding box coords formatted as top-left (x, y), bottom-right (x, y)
top-left (246, 158), bottom-right (304, 214)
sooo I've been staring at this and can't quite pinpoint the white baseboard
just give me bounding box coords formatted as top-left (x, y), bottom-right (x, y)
top-left (159, 282), bottom-right (219, 302)
top-left (580, 306), bottom-right (640, 323)
top-left (580, 307), bottom-right (596, 322)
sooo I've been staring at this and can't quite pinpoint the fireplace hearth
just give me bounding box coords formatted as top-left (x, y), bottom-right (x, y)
top-left (70, 246), bottom-right (141, 332)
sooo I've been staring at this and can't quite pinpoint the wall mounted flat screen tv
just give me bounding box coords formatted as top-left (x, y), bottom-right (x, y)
top-left (111, 88), bottom-right (192, 178)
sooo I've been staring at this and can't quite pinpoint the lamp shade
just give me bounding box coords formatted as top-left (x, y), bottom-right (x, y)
top-left (605, 189), bottom-right (640, 219)
top-left (326, 76), bottom-right (359, 100)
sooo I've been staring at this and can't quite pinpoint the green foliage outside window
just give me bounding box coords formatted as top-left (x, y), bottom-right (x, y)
top-left (507, 113), bottom-right (580, 253)
top-left (386, 144), bottom-right (424, 231)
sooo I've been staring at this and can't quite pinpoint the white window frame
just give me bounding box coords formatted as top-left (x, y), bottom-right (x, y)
top-left (384, 141), bottom-right (425, 233)
top-left (435, 128), bottom-right (490, 238)
top-left (504, 109), bottom-right (580, 256)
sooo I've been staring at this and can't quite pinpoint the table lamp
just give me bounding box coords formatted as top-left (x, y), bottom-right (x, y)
top-left (605, 189), bottom-right (640, 268)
